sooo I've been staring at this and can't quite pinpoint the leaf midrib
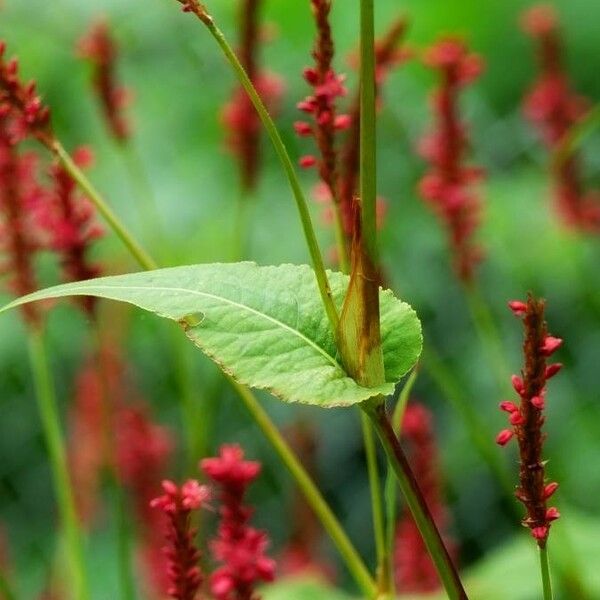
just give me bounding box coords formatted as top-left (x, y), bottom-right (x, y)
top-left (48, 283), bottom-right (345, 372)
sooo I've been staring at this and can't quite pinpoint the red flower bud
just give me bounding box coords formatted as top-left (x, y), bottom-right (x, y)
top-left (545, 363), bottom-right (562, 379)
top-left (508, 300), bottom-right (527, 316)
top-left (531, 395), bottom-right (545, 410)
top-left (509, 411), bottom-right (525, 426)
top-left (334, 114), bottom-right (351, 130)
top-left (293, 121), bottom-right (312, 136)
top-left (511, 375), bottom-right (525, 395)
top-left (303, 67), bottom-right (319, 85)
top-left (544, 482), bottom-right (559, 499)
top-left (531, 526), bottom-right (548, 541)
top-left (546, 507), bottom-right (560, 521)
top-left (499, 401), bottom-right (519, 413)
top-left (496, 429), bottom-right (514, 446)
top-left (299, 155), bottom-right (317, 168)
top-left (540, 336), bottom-right (562, 356)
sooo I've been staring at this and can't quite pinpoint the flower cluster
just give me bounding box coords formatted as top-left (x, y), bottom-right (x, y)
top-left (394, 403), bottom-right (455, 593)
top-left (418, 37), bottom-right (485, 282)
top-left (78, 20), bottom-right (132, 142)
top-left (521, 4), bottom-right (600, 231)
top-left (0, 41), bottom-right (53, 147)
top-left (151, 480), bottom-right (210, 600)
top-left (496, 296), bottom-right (561, 546)
top-left (201, 444), bottom-right (276, 600)
top-left (295, 0), bottom-right (350, 196)
top-left (221, 0), bottom-right (284, 191)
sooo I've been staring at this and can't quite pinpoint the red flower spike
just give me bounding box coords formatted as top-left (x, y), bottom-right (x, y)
top-left (151, 479), bottom-right (209, 600)
top-left (508, 300), bottom-right (528, 317)
top-left (520, 5), bottom-right (600, 231)
top-left (501, 295), bottom-right (562, 548)
top-left (500, 401), bottom-right (519, 413)
top-left (394, 403), bottom-right (456, 593)
top-left (545, 363), bottom-right (562, 379)
top-left (202, 445), bottom-right (276, 600)
top-left (417, 36), bottom-right (485, 282)
top-left (540, 336), bottom-right (562, 356)
top-left (544, 482), bottom-right (559, 499)
top-left (496, 429), bottom-right (514, 446)
top-left (220, 1), bottom-right (284, 192)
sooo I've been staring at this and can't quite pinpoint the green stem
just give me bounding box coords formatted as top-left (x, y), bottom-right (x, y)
top-left (27, 328), bottom-right (90, 600)
top-left (360, 412), bottom-right (388, 594)
top-left (540, 545), bottom-right (554, 600)
top-left (463, 283), bottom-right (510, 395)
top-left (228, 378), bottom-right (377, 598)
top-left (52, 141), bottom-right (158, 272)
top-left (187, 8), bottom-right (338, 332)
top-left (366, 401), bottom-right (468, 600)
top-left (553, 103), bottom-right (600, 168)
top-left (359, 0), bottom-right (378, 266)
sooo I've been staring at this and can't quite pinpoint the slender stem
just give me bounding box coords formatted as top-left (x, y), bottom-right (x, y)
top-left (228, 378), bottom-right (377, 598)
top-left (359, 0), bottom-right (378, 266)
top-left (391, 367), bottom-right (419, 433)
top-left (0, 571), bottom-right (17, 600)
top-left (553, 103), bottom-right (600, 168)
top-left (360, 412), bottom-right (388, 594)
top-left (463, 282), bottom-right (510, 395)
top-left (539, 545), bottom-right (554, 600)
top-left (365, 401), bottom-right (468, 600)
top-left (332, 201), bottom-right (349, 274)
top-left (27, 328), bottom-right (90, 600)
top-left (185, 9), bottom-right (338, 332)
top-left (51, 141), bottom-right (158, 272)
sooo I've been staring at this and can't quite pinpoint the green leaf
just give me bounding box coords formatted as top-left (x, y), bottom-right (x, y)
top-left (0, 263), bottom-right (422, 408)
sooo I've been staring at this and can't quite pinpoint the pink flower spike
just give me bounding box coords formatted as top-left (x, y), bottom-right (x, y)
top-left (496, 429), bottom-right (514, 446)
top-left (500, 401), bottom-right (519, 413)
top-left (545, 363), bottom-right (563, 379)
top-left (544, 482), bottom-right (559, 499)
top-left (508, 300), bottom-right (527, 317)
top-left (531, 395), bottom-right (545, 410)
top-left (511, 375), bottom-right (525, 395)
top-left (546, 507), bottom-right (560, 521)
top-left (540, 336), bottom-right (563, 356)
top-left (299, 155), bottom-right (317, 168)
top-left (531, 526), bottom-right (548, 541)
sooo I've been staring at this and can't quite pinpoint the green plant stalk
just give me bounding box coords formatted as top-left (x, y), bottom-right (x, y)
top-left (27, 328), bottom-right (90, 600)
top-left (553, 103), bottom-right (600, 168)
top-left (463, 282), bottom-right (510, 395)
top-left (228, 377), bottom-right (377, 598)
top-left (365, 401), bottom-right (468, 600)
top-left (52, 141), bottom-right (158, 272)
top-left (181, 5), bottom-right (339, 333)
top-left (540, 546), bottom-right (553, 600)
top-left (0, 570), bottom-right (17, 600)
top-left (361, 412), bottom-right (388, 594)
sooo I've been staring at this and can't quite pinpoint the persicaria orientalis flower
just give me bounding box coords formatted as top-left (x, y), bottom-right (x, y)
top-left (418, 37), bottom-right (485, 282)
top-left (201, 444), bottom-right (276, 600)
top-left (520, 4), bottom-right (600, 232)
top-left (78, 20), bottom-right (132, 142)
top-left (151, 479), bottom-right (210, 600)
top-left (497, 295), bottom-right (562, 546)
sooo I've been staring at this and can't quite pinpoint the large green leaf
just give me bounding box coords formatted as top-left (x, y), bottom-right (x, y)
top-left (0, 263), bottom-right (422, 407)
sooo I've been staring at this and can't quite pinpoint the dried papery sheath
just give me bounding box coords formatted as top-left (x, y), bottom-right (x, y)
top-left (497, 295), bottom-right (562, 546)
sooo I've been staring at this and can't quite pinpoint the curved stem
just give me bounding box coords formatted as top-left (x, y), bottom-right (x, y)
top-left (365, 401), bottom-right (468, 600)
top-left (28, 328), bottom-right (90, 600)
top-left (540, 545), bottom-right (554, 600)
top-left (228, 378), bottom-right (377, 598)
top-left (52, 141), bottom-right (158, 272)
top-left (361, 412), bottom-right (388, 594)
top-left (178, 5), bottom-right (339, 334)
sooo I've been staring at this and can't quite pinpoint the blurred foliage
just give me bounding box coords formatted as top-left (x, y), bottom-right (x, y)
top-left (1, 0), bottom-right (599, 598)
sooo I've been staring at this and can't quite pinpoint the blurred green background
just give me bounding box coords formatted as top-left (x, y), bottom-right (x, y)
top-left (1, 0), bottom-right (599, 598)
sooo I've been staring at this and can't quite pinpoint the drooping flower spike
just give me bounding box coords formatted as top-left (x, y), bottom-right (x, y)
top-left (78, 20), bottom-right (132, 142)
top-left (520, 4), bottom-right (600, 231)
top-left (497, 295), bottom-right (561, 546)
top-left (418, 37), bottom-right (485, 283)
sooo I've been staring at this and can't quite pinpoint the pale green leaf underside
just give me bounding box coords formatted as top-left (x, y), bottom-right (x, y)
top-left (0, 263), bottom-right (422, 407)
